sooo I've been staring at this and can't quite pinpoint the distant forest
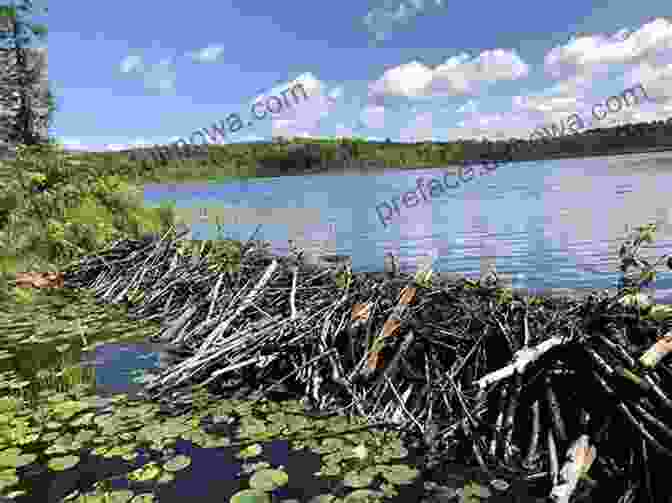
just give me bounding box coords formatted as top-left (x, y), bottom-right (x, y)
top-left (115, 116), bottom-right (672, 179)
top-left (254, 117), bottom-right (672, 175)
top-left (457, 117), bottom-right (672, 164)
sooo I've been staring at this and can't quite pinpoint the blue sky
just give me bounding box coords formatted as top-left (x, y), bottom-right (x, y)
top-left (38, 0), bottom-right (672, 151)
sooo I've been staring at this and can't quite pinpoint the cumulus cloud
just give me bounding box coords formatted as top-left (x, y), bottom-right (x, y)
top-left (141, 58), bottom-right (177, 94)
top-left (545, 18), bottom-right (672, 78)
top-left (188, 45), bottom-right (225, 63)
top-left (119, 53), bottom-right (176, 93)
top-left (267, 73), bottom-right (340, 138)
top-left (451, 19), bottom-right (672, 142)
top-left (368, 50), bottom-right (529, 101)
top-left (362, 0), bottom-right (446, 42)
top-left (360, 105), bottom-right (386, 129)
top-left (119, 55), bottom-right (143, 73)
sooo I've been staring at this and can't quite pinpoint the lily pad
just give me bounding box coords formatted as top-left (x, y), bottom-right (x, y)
top-left (379, 465), bottom-right (419, 485)
top-left (0, 448), bottom-right (37, 468)
top-left (230, 489), bottom-right (271, 503)
top-left (462, 481), bottom-right (492, 500)
top-left (249, 469), bottom-right (289, 491)
top-left (104, 490), bottom-right (134, 503)
top-left (127, 462), bottom-right (161, 482)
top-left (163, 454), bottom-right (191, 472)
top-left (237, 443), bottom-right (263, 459)
top-left (130, 494), bottom-right (155, 503)
top-left (47, 454), bottom-right (80, 471)
top-left (157, 472), bottom-right (175, 484)
top-left (343, 489), bottom-right (381, 503)
top-left (343, 470), bottom-right (375, 488)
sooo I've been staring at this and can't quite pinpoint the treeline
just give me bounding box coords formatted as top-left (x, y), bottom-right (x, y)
top-left (458, 117), bottom-right (672, 164)
top-left (253, 117), bottom-right (672, 174)
top-left (116, 115), bottom-right (672, 179)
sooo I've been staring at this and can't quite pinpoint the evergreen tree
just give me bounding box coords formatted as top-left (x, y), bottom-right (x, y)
top-left (0, 0), bottom-right (50, 148)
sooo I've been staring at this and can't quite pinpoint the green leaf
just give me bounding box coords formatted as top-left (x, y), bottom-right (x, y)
top-left (163, 454), bottom-right (191, 472)
top-left (130, 494), bottom-right (155, 503)
top-left (237, 443), bottom-right (263, 459)
top-left (230, 489), bottom-right (271, 503)
top-left (378, 464), bottom-right (419, 485)
top-left (343, 470), bottom-right (375, 488)
top-left (248, 468), bottom-right (289, 491)
top-left (104, 490), bottom-right (134, 503)
top-left (646, 304), bottom-right (672, 322)
top-left (47, 454), bottom-right (80, 471)
top-left (0, 448), bottom-right (37, 468)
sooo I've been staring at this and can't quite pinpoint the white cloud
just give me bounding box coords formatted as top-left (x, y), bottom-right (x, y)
top-left (141, 58), bottom-right (176, 93)
top-left (368, 50), bottom-right (529, 101)
top-left (360, 105), bottom-right (386, 129)
top-left (362, 0), bottom-right (446, 41)
top-left (120, 55), bottom-right (143, 73)
top-left (268, 73), bottom-right (339, 138)
top-left (188, 45), bottom-right (224, 63)
top-left (545, 18), bottom-right (672, 78)
top-left (119, 53), bottom-right (176, 93)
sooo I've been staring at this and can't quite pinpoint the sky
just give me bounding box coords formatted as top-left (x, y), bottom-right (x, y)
top-left (30, 0), bottom-right (672, 151)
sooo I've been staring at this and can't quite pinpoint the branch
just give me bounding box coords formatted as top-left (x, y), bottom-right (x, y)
top-left (475, 336), bottom-right (565, 390)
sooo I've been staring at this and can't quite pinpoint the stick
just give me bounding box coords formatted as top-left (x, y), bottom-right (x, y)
top-left (290, 265), bottom-right (298, 321)
top-left (196, 259), bottom-right (278, 355)
top-left (549, 434), bottom-right (596, 503)
top-left (363, 283), bottom-right (417, 375)
top-left (475, 336), bottom-right (565, 389)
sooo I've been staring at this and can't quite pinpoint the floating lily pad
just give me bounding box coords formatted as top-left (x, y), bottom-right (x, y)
top-left (47, 454), bottom-right (80, 471)
top-left (103, 489), bottom-right (134, 503)
top-left (463, 481), bottom-right (492, 499)
top-left (70, 412), bottom-right (95, 427)
top-left (317, 438), bottom-right (346, 453)
top-left (157, 472), bottom-right (175, 484)
top-left (343, 470), bottom-right (375, 488)
top-left (0, 469), bottom-right (19, 491)
top-left (230, 489), bottom-right (271, 503)
top-left (0, 448), bottom-right (37, 468)
top-left (44, 444), bottom-right (69, 455)
top-left (379, 465), bottom-right (419, 485)
top-left (343, 489), bottom-right (381, 503)
top-left (237, 443), bottom-right (263, 459)
top-left (249, 469), bottom-right (289, 491)
top-left (127, 462), bottom-right (161, 482)
top-left (163, 454), bottom-right (191, 472)
top-left (40, 432), bottom-right (61, 443)
top-left (4, 489), bottom-right (28, 499)
top-left (130, 494), bottom-right (155, 503)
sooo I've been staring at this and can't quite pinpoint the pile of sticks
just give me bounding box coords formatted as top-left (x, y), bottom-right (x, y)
top-left (62, 225), bottom-right (672, 503)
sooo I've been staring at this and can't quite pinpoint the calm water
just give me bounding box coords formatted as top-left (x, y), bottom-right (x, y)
top-left (144, 151), bottom-right (672, 303)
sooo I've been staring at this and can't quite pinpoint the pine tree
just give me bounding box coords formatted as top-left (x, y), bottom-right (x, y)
top-left (0, 1), bottom-right (50, 148)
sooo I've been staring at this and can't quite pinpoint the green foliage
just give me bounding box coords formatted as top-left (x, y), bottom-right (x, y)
top-left (0, 144), bottom-right (178, 281)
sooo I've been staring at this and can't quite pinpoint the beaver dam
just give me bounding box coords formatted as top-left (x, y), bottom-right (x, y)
top-left (52, 223), bottom-right (672, 503)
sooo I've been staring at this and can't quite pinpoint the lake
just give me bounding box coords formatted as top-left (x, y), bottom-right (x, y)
top-left (143, 150), bottom-right (672, 304)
